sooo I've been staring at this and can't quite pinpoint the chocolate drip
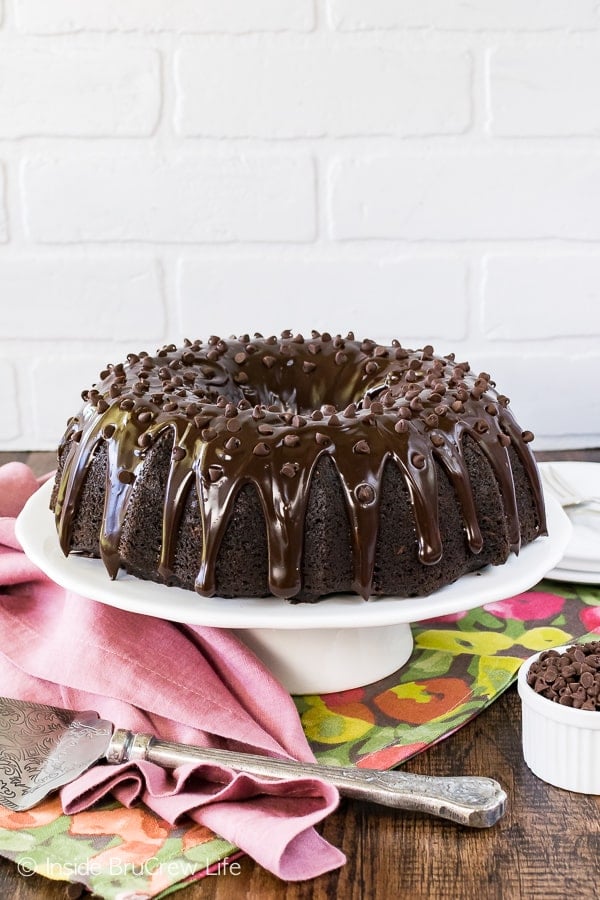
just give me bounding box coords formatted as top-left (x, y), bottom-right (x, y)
top-left (53, 334), bottom-right (547, 600)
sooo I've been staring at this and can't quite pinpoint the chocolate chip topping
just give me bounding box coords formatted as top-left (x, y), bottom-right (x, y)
top-left (527, 642), bottom-right (600, 710)
top-left (54, 333), bottom-right (546, 601)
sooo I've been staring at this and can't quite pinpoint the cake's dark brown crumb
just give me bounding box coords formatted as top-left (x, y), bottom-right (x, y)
top-left (298, 455), bottom-right (354, 602)
top-left (50, 333), bottom-right (547, 602)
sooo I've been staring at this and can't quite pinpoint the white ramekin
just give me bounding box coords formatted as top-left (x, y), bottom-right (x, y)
top-left (517, 644), bottom-right (600, 794)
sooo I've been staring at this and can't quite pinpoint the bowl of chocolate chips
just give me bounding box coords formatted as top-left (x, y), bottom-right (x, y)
top-left (518, 641), bottom-right (600, 794)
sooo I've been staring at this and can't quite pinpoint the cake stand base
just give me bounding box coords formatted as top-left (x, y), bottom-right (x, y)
top-left (234, 622), bottom-right (415, 694)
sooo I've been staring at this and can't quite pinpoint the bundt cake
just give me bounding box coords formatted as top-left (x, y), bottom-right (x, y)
top-left (51, 332), bottom-right (546, 603)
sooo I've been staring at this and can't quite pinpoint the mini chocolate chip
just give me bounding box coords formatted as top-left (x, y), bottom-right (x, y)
top-left (307, 342), bottom-right (321, 355)
top-left (430, 433), bottom-right (445, 447)
top-left (253, 442), bottom-right (270, 456)
top-left (303, 361), bottom-right (317, 373)
top-left (311, 410), bottom-right (324, 421)
top-left (258, 424), bottom-right (274, 435)
top-left (163, 401), bottom-right (178, 412)
top-left (370, 401), bottom-right (384, 415)
top-left (225, 403), bottom-right (238, 418)
top-left (353, 440), bottom-right (370, 454)
top-left (284, 434), bottom-right (300, 447)
top-left (225, 437), bottom-right (240, 451)
top-left (226, 418), bottom-right (242, 433)
top-left (234, 352), bottom-right (247, 365)
top-left (201, 428), bottom-right (217, 442)
top-left (137, 411), bottom-right (153, 424)
top-left (411, 453), bottom-right (426, 469)
top-left (252, 405), bottom-right (266, 420)
top-left (97, 398), bottom-right (109, 413)
top-left (522, 430), bottom-right (534, 443)
top-left (234, 371), bottom-right (248, 384)
top-left (118, 469), bottom-right (135, 484)
top-left (262, 355), bottom-right (276, 369)
top-left (329, 414), bottom-right (341, 426)
top-left (335, 351), bottom-right (348, 365)
top-left (172, 446), bottom-right (186, 461)
top-left (498, 433), bottom-right (511, 447)
top-left (280, 462), bottom-right (297, 478)
top-left (208, 465), bottom-right (223, 482)
top-left (292, 415), bottom-right (306, 428)
top-left (344, 403), bottom-right (357, 418)
top-left (315, 432), bottom-right (330, 446)
top-left (474, 420), bottom-right (489, 434)
top-left (365, 361), bottom-right (378, 375)
top-left (102, 424), bottom-right (116, 439)
top-left (395, 420), bottom-right (409, 433)
top-left (355, 483), bottom-right (375, 504)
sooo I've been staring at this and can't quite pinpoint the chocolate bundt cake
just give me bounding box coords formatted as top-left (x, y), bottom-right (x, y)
top-left (51, 332), bottom-right (546, 602)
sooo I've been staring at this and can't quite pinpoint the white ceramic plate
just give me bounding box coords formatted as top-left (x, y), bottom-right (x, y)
top-left (538, 462), bottom-right (600, 573)
top-left (15, 480), bottom-right (571, 694)
top-left (543, 567), bottom-right (600, 586)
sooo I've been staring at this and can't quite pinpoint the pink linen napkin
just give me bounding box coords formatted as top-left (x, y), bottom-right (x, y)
top-left (0, 462), bottom-right (345, 881)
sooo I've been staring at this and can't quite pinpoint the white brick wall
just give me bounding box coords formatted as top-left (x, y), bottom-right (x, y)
top-left (175, 40), bottom-right (471, 137)
top-left (1, 1), bottom-right (599, 451)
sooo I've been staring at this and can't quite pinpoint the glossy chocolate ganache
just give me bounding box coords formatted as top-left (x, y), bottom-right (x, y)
top-left (51, 332), bottom-right (547, 603)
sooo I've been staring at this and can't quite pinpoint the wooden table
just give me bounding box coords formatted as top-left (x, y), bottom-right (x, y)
top-left (1, 448), bottom-right (599, 900)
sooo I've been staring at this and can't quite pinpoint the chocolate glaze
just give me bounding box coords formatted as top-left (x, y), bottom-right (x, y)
top-left (53, 333), bottom-right (547, 600)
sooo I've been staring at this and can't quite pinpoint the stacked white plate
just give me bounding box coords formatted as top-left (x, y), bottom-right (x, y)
top-left (539, 461), bottom-right (600, 584)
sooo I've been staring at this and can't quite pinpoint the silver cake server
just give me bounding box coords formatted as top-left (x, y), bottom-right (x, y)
top-left (0, 696), bottom-right (506, 827)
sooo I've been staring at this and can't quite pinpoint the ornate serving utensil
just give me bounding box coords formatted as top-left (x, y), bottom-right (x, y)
top-left (0, 696), bottom-right (506, 827)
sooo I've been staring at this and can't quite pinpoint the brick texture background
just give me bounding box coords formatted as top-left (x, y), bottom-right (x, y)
top-left (1, 0), bottom-right (599, 450)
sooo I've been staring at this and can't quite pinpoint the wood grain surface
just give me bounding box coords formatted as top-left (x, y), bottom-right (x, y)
top-left (1, 448), bottom-right (599, 900)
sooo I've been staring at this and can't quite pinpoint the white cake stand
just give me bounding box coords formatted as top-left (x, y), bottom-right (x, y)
top-left (16, 481), bottom-right (571, 694)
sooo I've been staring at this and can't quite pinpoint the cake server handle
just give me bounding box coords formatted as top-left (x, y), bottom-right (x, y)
top-left (107, 730), bottom-right (506, 828)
